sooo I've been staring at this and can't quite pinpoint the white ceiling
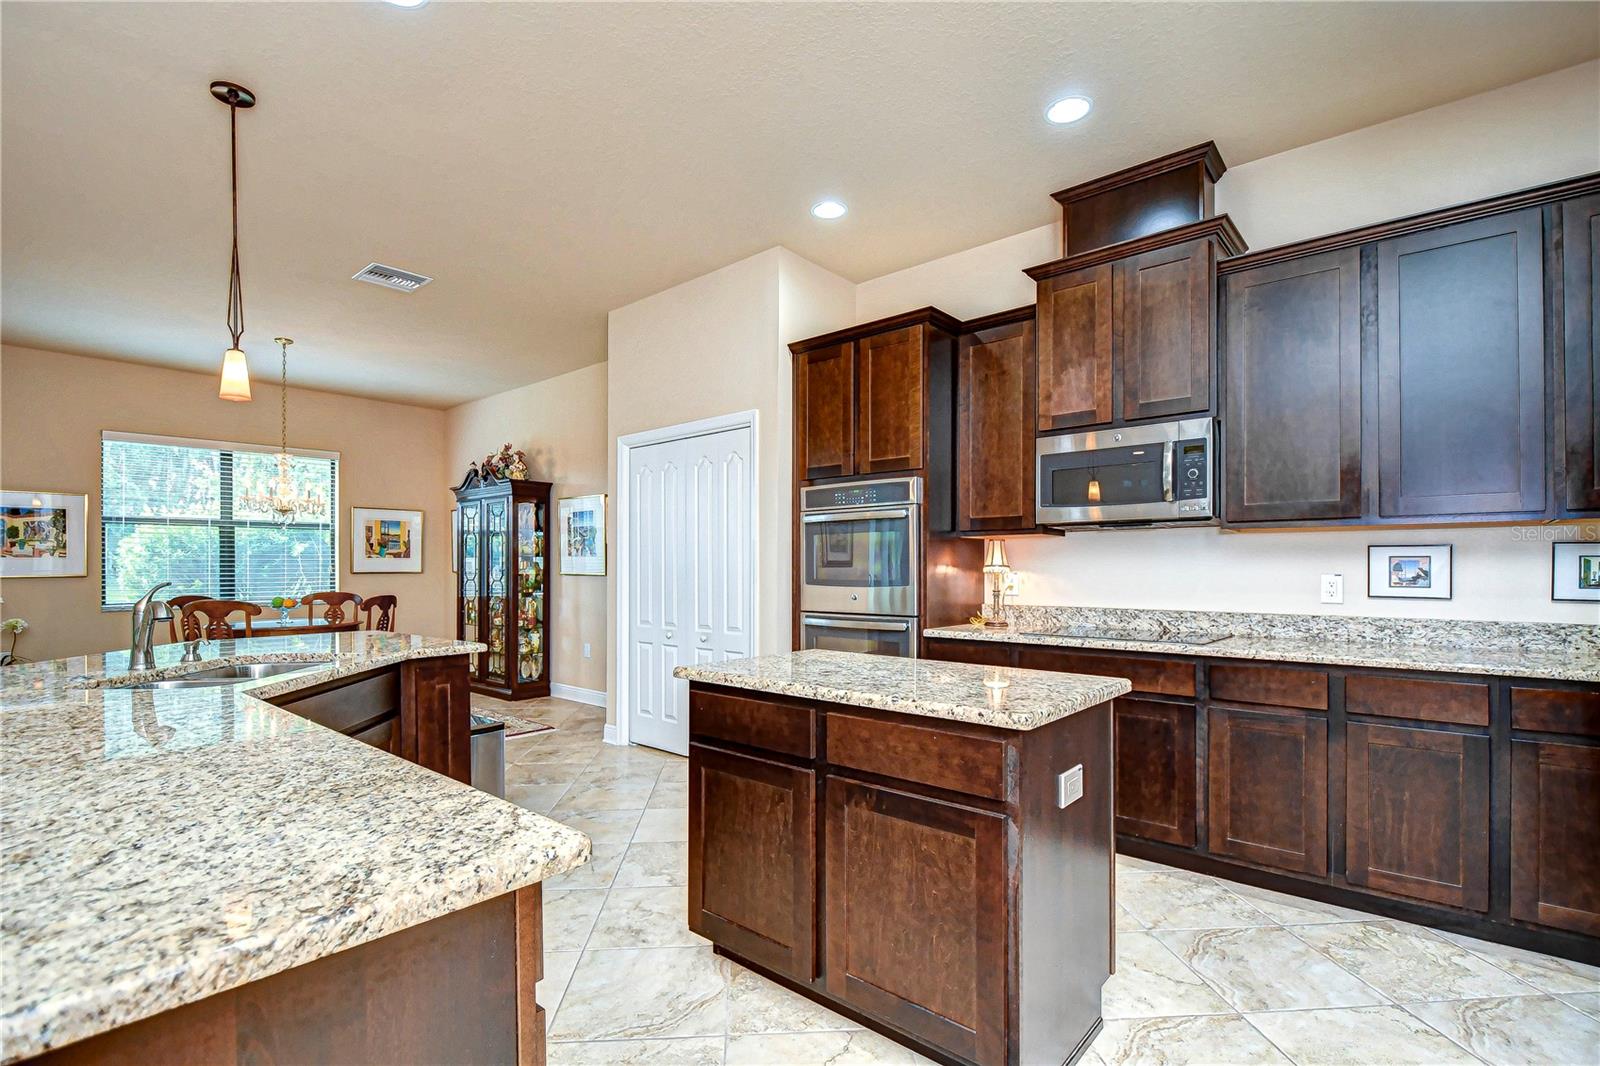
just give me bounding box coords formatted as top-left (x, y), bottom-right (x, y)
top-left (3, 2), bottom-right (1596, 408)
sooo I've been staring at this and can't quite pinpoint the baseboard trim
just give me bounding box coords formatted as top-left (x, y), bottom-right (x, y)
top-left (551, 683), bottom-right (607, 708)
top-left (603, 723), bottom-right (620, 746)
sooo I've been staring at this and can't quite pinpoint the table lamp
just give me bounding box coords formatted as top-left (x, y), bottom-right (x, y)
top-left (982, 539), bottom-right (1010, 629)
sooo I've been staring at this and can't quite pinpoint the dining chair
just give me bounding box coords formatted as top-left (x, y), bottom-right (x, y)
top-left (182, 599), bottom-right (263, 640)
top-left (165, 595), bottom-right (209, 642)
top-left (304, 591), bottom-right (363, 626)
top-left (357, 595), bottom-right (397, 632)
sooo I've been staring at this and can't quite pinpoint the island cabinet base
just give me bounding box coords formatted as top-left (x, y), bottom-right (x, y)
top-left (33, 886), bottom-right (547, 1066)
top-left (686, 683), bottom-right (1114, 1066)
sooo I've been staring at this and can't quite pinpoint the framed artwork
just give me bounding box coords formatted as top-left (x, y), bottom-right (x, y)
top-left (352, 507), bottom-right (423, 574)
top-left (1367, 544), bottom-right (1452, 600)
top-left (558, 494), bottom-right (606, 576)
top-left (1552, 541), bottom-right (1600, 602)
top-left (1, 490), bottom-right (87, 578)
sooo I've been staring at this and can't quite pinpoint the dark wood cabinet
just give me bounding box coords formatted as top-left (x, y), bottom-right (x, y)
top-left (1564, 193), bottom-right (1600, 512)
top-left (857, 326), bottom-right (927, 475)
top-left (1377, 209), bottom-right (1546, 516)
top-left (453, 473), bottom-right (552, 699)
top-left (796, 341), bottom-right (856, 480)
top-left (688, 743), bottom-right (817, 980)
top-left (1511, 739), bottom-right (1600, 936)
top-left (957, 309), bottom-right (1037, 531)
top-left (1207, 705), bottom-right (1328, 876)
top-left (1115, 698), bottom-right (1197, 847)
top-left (823, 775), bottom-right (1008, 1065)
top-left (1117, 237), bottom-right (1216, 422)
top-left (1036, 263), bottom-right (1114, 431)
top-left (1222, 247), bottom-right (1362, 522)
top-left (1346, 721), bottom-right (1489, 910)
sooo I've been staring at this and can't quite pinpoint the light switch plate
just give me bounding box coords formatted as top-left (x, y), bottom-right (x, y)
top-left (1057, 764), bottom-right (1084, 809)
top-left (583, 642), bottom-right (592, 659)
top-left (1320, 573), bottom-right (1344, 604)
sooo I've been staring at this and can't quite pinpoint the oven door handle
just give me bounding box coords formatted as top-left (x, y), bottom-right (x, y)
top-left (1162, 442), bottom-right (1175, 503)
top-left (801, 509), bottom-right (911, 524)
top-left (803, 617), bottom-right (911, 632)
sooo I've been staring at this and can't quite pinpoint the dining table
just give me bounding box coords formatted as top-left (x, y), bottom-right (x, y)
top-left (229, 616), bottom-right (362, 638)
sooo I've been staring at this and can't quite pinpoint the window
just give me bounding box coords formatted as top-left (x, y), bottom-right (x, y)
top-left (100, 432), bottom-right (338, 609)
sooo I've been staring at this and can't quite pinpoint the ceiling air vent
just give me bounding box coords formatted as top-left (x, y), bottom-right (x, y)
top-left (352, 262), bottom-right (433, 292)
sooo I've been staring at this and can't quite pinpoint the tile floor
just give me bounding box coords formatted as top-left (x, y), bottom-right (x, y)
top-left (494, 697), bottom-right (1600, 1065)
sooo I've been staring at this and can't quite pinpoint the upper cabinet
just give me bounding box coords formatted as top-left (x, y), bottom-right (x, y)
top-left (1564, 192), bottom-right (1600, 512)
top-left (790, 309), bottom-right (960, 484)
top-left (1377, 209), bottom-right (1545, 517)
top-left (1117, 237), bottom-right (1217, 422)
top-left (1036, 263), bottom-right (1113, 431)
top-left (1222, 247), bottom-right (1362, 522)
top-left (956, 308), bottom-right (1037, 532)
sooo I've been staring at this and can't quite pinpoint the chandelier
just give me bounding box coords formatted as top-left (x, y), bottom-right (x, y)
top-left (212, 81), bottom-right (256, 402)
top-left (239, 338), bottom-right (325, 525)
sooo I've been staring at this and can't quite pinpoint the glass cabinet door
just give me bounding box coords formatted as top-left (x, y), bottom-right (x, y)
top-left (459, 502), bottom-right (482, 673)
top-left (485, 498), bottom-right (509, 682)
top-left (516, 499), bottom-right (547, 683)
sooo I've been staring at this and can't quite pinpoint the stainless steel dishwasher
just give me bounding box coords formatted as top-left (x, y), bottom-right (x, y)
top-left (470, 714), bottom-right (507, 798)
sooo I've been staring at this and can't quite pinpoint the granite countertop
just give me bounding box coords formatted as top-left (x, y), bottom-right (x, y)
top-left (0, 632), bottom-right (591, 1063)
top-left (673, 648), bottom-right (1130, 730)
top-left (924, 605), bottom-right (1600, 683)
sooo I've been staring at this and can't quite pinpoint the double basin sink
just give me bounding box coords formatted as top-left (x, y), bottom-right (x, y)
top-left (120, 661), bottom-right (332, 690)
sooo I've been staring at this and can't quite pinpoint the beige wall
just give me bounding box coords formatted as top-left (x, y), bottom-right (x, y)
top-left (444, 362), bottom-right (609, 695)
top-left (0, 345), bottom-right (454, 662)
top-left (851, 61), bottom-right (1600, 626)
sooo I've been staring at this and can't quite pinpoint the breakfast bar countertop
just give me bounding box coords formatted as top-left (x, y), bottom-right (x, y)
top-left (0, 632), bottom-right (591, 1064)
top-left (673, 648), bottom-right (1131, 730)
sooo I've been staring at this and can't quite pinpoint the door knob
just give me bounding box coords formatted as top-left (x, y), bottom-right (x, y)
top-left (665, 632), bottom-right (674, 641)
top-left (699, 634), bottom-right (708, 643)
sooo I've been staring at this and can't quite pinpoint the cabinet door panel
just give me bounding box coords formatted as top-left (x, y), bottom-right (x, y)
top-left (1115, 699), bottom-right (1197, 846)
top-left (1118, 238), bottom-right (1213, 422)
top-left (1378, 209), bottom-right (1546, 516)
top-left (1346, 722), bottom-right (1489, 910)
top-left (857, 326), bottom-right (925, 474)
top-left (958, 317), bottom-right (1037, 530)
top-left (1037, 264), bottom-right (1114, 430)
top-left (1511, 739), bottom-right (1600, 935)
top-left (823, 776), bottom-right (1007, 1066)
top-left (1207, 706), bottom-right (1329, 876)
top-left (796, 342), bottom-right (855, 480)
top-left (1223, 248), bottom-right (1362, 521)
top-left (689, 744), bottom-right (817, 981)
top-left (1564, 193), bottom-right (1600, 511)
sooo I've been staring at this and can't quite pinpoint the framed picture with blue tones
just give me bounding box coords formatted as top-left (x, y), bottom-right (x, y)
top-left (1367, 543), bottom-right (1452, 600)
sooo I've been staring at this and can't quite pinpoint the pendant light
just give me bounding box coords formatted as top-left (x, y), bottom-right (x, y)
top-left (239, 338), bottom-right (325, 525)
top-left (213, 81), bottom-right (256, 402)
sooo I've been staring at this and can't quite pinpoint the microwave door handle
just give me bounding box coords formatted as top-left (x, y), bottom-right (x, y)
top-left (1162, 442), bottom-right (1175, 502)
top-left (801, 509), bottom-right (911, 524)
top-left (804, 617), bottom-right (911, 632)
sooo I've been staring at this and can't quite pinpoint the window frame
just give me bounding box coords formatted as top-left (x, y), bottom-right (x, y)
top-left (99, 430), bottom-right (341, 611)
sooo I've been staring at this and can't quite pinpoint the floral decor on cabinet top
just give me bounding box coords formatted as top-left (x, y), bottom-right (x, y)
top-left (474, 444), bottom-right (530, 481)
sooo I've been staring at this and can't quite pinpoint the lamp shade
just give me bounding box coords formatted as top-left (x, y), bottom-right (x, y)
top-left (219, 348), bottom-right (252, 402)
top-left (982, 538), bottom-right (1009, 573)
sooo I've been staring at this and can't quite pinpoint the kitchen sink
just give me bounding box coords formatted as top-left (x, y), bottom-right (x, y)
top-left (115, 660), bottom-right (333, 690)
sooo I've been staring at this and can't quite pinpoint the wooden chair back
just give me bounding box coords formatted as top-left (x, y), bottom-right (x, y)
top-left (182, 599), bottom-right (263, 640)
top-left (304, 591), bottom-right (363, 626)
top-left (358, 595), bottom-right (397, 632)
top-left (166, 595), bottom-right (209, 642)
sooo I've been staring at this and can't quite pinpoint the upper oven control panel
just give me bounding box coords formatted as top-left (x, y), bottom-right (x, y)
top-left (1175, 439), bottom-right (1208, 502)
top-left (801, 477), bottom-right (921, 511)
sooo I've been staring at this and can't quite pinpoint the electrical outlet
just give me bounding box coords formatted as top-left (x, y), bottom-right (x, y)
top-left (582, 642), bottom-right (592, 659)
top-left (1320, 573), bottom-right (1344, 604)
top-left (1002, 571), bottom-right (1021, 598)
top-left (1057, 765), bottom-right (1084, 809)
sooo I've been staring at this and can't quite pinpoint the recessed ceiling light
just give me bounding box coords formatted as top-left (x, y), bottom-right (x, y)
top-left (811, 199), bottom-right (847, 220)
top-left (381, 0), bottom-right (429, 7)
top-left (1045, 96), bottom-right (1093, 125)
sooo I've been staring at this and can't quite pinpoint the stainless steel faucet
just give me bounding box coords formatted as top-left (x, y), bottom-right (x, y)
top-left (128, 582), bottom-right (173, 672)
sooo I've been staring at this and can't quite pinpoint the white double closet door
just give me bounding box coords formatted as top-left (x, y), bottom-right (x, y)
top-left (628, 424), bottom-right (753, 755)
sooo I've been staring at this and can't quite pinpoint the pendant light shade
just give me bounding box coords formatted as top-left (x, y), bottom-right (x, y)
top-left (219, 347), bottom-right (252, 402)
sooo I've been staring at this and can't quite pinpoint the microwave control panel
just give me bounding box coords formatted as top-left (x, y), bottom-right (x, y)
top-left (1175, 439), bottom-right (1209, 504)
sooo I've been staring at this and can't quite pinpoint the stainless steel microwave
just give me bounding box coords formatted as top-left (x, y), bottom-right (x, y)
top-left (1036, 416), bottom-right (1214, 525)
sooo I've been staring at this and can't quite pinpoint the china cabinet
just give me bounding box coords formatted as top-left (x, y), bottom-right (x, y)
top-left (453, 472), bottom-right (552, 699)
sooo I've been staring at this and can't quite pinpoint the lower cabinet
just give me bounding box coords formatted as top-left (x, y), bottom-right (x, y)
top-left (1114, 698), bottom-right (1197, 847)
top-left (823, 776), bottom-right (1008, 1066)
top-left (1346, 722), bottom-right (1489, 910)
top-left (1511, 739), bottom-right (1600, 936)
top-left (687, 743), bottom-right (817, 981)
top-left (1207, 705), bottom-right (1329, 876)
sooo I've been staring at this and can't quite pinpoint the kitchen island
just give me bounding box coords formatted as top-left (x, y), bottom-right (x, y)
top-left (673, 649), bottom-right (1131, 1066)
top-left (1, 632), bottom-right (591, 1065)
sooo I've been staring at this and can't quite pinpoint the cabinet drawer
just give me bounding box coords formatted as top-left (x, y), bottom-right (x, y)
top-left (926, 638), bottom-right (1014, 668)
top-left (691, 689), bottom-right (816, 759)
top-left (1015, 647), bottom-right (1196, 697)
top-left (1209, 663), bottom-right (1328, 711)
top-left (826, 712), bottom-right (1009, 802)
top-left (272, 668), bottom-right (400, 736)
top-left (1511, 687), bottom-right (1600, 737)
top-left (1347, 675), bottom-right (1489, 728)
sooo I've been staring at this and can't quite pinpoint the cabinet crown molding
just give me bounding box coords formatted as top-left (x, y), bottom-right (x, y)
top-left (1024, 214), bottom-right (1247, 281)
top-left (787, 306), bottom-right (962, 355)
top-left (1050, 140), bottom-right (1227, 206)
